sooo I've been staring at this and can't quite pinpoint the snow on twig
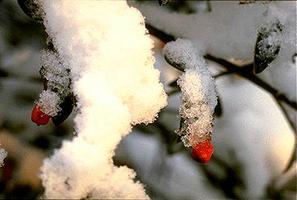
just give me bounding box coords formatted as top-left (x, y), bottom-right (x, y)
top-left (145, 24), bottom-right (297, 111)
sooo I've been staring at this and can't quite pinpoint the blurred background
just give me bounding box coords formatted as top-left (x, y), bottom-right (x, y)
top-left (0, 0), bottom-right (296, 199)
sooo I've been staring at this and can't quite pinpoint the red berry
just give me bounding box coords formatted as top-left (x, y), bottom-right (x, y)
top-left (191, 139), bottom-right (214, 163)
top-left (31, 105), bottom-right (50, 126)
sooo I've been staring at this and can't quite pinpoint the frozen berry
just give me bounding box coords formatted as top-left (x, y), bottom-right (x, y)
top-left (31, 105), bottom-right (50, 126)
top-left (191, 139), bottom-right (214, 163)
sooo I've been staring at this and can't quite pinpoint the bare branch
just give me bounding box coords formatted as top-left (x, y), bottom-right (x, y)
top-left (145, 23), bottom-right (175, 43)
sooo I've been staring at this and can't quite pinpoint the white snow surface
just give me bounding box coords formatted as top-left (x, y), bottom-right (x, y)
top-left (213, 76), bottom-right (295, 198)
top-left (39, 0), bottom-right (167, 199)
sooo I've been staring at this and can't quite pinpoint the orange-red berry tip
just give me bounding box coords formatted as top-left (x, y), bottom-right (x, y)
top-left (31, 105), bottom-right (51, 126)
top-left (191, 139), bottom-right (214, 164)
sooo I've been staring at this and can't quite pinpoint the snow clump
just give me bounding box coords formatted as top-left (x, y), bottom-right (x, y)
top-left (38, 0), bottom-right (167, 199)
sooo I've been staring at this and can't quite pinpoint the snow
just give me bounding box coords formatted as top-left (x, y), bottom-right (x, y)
top-left (213, 76), bottom-right (295, 198)
top-left (0, 0), bottom-right (294, 199)
top-left (163, 38), bottom-right (203, 69)
top-left (163, 39), bottom-right (217, 147)
top-left (37, 90), bottom-right (61, 116)
top-left (37, 49), bottom-right (72, 117)
top-left (177, 69), bottom-right (216, 147)
top-left (115, 131), bottom-right (224, 200)
top-left (113, 72), bottom-right (295, 199)
top-left (38, 0), bottom-right (167, 199)
top-left (0, 147), bottom-right (7, 167)
top-left (133, 1), bottom-right (264, 61)
top-left (132, 1), bottom-right (296, 103)
top-left (40, 50), bottom-right (72, 97)
top-left (254, 19), bottom-right (283, 73)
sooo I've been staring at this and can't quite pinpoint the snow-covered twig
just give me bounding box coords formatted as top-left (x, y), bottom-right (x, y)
top-left (36, 1), bottom-right (167, 199)
top-left (145, 23), bottom-right (297, 111)
top-left (163, 39), bottom-right (217, 163)
top-left (153, 21), bottom-right (296, 173)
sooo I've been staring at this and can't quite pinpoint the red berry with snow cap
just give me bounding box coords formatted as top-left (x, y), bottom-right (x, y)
top-left (31, 105), bottom-right (51, 126)
top-left (191, 139), bottom-right (214, 163)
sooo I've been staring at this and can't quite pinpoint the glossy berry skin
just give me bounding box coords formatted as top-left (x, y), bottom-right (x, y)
top-left (31, 105), bottom-right (50, 126)
top-left (191, 139), bottom-right (214, 163)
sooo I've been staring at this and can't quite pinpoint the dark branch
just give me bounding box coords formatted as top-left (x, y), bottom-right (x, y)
top-left (0, 67), bottom-right (9, 78)
top-left (145, 23), bottom-right (175, 43)
top-left (214, 71), bottom-right (235, 79)
top-left (164, 55), bottom-right (185, 72)
top-left (275, 100), bottom-right (296, 132)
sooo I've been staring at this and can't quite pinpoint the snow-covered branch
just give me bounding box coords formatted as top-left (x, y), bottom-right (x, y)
top-left (204, 54), bottom-right (297, 111)
top-left (32, 0), bottom-right (167, 199)
top-left (163, 39), bottom-right (217, 163)
top-left (145, 23), bottom-right (296, 110)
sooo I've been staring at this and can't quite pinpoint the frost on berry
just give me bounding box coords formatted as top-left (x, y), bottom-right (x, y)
top-left (164, 39), bottom-right (217, 148)
top-left (37, 90), bottom-right (61, 117)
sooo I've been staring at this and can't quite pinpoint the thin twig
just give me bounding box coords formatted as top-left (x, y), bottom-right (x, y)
top-left (146, 19), bottom-right (296, 199)
top-left (204, 54), bottom-right (297, 110)
top-left (275, 100), bottom-right (296, 131)
top-left (145, 23), bottom-right (175, 43)
top-left (206, 0), bottom-right (212, 12)
top-left (0, 67), bottom-right (42, 83)
top-left (167, 89), bottom-right (180, 96)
